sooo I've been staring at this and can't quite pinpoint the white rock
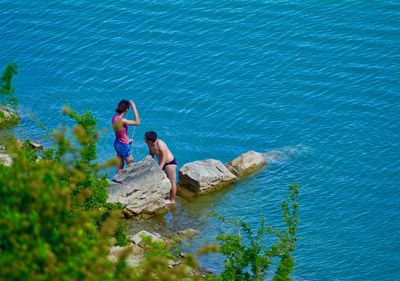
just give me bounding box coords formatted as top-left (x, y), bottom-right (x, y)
top-left (225, 150), bottom-right (266, 177)
top-left (178, 159), bottom-right (237, 193)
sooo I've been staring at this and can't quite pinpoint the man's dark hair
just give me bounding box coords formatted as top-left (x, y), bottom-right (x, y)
top-left (116, 100), bottom-right (130, 114)
top-left (145, 131), bottom-right (157, 142)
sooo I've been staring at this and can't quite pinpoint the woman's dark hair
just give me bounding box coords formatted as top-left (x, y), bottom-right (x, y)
top-left (116, 100), bottom-right (130, 114)
top-left (145, 131), bottom-right (157, 142)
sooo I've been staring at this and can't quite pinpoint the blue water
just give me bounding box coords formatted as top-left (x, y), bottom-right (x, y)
top-left (1, 1), bottom-right (399, 280)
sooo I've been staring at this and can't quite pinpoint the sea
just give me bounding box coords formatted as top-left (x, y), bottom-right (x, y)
top-left (0, 1), bottom-right (399, 280)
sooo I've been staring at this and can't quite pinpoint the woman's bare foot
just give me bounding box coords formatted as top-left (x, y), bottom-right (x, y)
top-left (164, 199), bottom-right (175, 205)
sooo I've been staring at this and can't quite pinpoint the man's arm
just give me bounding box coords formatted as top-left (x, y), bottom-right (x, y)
top-left (148, 146), bottom-right (155, 158)
top-left (158, 141), bottom-right (168, 169)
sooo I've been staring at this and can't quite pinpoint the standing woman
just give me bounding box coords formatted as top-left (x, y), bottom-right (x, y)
top-left (112, 99), bottom-right (140, 173)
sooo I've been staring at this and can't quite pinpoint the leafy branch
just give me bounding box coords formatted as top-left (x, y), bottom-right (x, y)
top-left (206, 183), bottom-right (299, 281)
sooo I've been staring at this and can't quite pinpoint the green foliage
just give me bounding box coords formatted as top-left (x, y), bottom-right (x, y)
top-left (0, 63), bottom-right (299, 280)
top-left (140, 235), bottom-right (176, 261)
top-left (0, 63), bottom-right (20, 128)
top-left (133, 236), bottom-right (202, 281)
top-left (0, 63), bottom-right (18, 108)
top-left (0, 138), bottom-right (120, 281)
top-left (270, 184), bottom-right (299, 281)
top-left (0, 115), bottom-right (299, 280)
top-left (206, 183), bottom-right (299, 281)
top-left (63, 106), bottom-right (98, 165)
top-left (115, 221), bottom-right (130, 247)
top-left (0, 105), bottom-right (133, 280)
top-left (43, 107), bottom-right (117, 212)
top-left (0, 99), bottom-right (203, 280)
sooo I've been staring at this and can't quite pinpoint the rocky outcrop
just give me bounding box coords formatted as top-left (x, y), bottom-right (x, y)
top-left (225, 150), bottom-right (267, 178)
top-left (178, 159), bottom-right (237, 193)
top-left (107, 156), bottom-right (171, 217)
top-left (178, 151), bottom-right (267, 195)
top-left (0, 105), bottom-right (19, 128)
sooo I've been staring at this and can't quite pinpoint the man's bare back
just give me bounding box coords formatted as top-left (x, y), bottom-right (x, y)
top-left (148, 139), bottom-right (174, 169)
top-left (144, 131), bottom-right (177, 205)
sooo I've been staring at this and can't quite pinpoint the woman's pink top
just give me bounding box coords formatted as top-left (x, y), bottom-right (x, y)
top-left (112, 115), bottom-right (130, 144)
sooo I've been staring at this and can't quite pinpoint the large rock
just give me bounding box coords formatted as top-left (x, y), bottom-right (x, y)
top-left (225, 150), bottom-right (267, 178)
top-left (107, 156), bottom-right (171, 216)
top-left (178, 159), bottom-right (237, 193)
top-left (0, 105), bottom-right (19, 128)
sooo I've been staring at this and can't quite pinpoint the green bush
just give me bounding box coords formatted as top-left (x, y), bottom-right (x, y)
top-left (0, 63), bottom-right (20, 128)
top-left (0, 63), bottom-right (18, 109)
top-left (204, 183), bottom-right (299, 281)
top-left (0, 138), bottom-right (118, 281)
top-left (0, 98), bottom-right (133, 280)
top-left (115, 221), bottom-right (130, 247)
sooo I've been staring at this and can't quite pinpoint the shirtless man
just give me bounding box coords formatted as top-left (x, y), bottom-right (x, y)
top-left (144, 131), bottom-right (177, 205)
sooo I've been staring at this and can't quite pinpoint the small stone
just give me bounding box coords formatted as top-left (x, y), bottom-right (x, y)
top-left (177, 228), bottom-right (199, 240)
top-left (179, 252), bottom-right (188, 258)
top-left (130, 230), bottom-right (163, 247)
top-left (29, 141), bottom-right (43, 150)
top-left (108, 244), bottom-right (144, 267)
top-left (168, 259), bottom-right (181, 268)
top-left (0, 152), bottom-right (12, 166)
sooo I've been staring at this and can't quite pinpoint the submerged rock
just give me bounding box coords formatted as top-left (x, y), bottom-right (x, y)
top-left (225, 150), bottom-right (267, 178)
top-left (177, 228), bottom-right (199, 240)
top-left (178, 159), bottom-right (237, 193)
top-left (107, 156), bottom-right (171, 216)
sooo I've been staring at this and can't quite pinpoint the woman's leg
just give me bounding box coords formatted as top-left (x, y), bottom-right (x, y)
top-left (126, 156), bottom-right (133, 165)
top-left (116, 155), bottom-right (124, 174)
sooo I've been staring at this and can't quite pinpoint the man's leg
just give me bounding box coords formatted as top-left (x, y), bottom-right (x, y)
top-left (164, 164), bottom-right (177, 204)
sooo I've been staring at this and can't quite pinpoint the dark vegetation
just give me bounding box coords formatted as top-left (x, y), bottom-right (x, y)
top-left (0, 63), bottom-right (19, 128)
